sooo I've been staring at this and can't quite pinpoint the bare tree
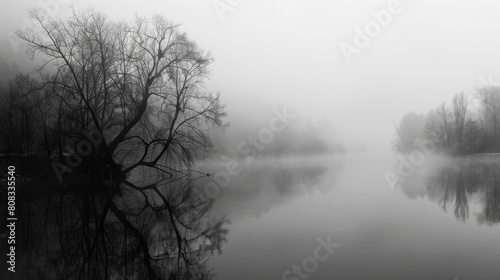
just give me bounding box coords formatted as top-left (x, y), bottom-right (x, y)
top-left (463, 119), bottom-right (483, 153)
top-left (425, 102), bottom-right (454, 151)
top-left (0, 74), bottom-right (42, 156)
top-left (452, 91), bottom-right (468, 154)
top-left (477, 86), bottom-right (500, 151)
top-left (15, 8), bottom-right (228, 279)
top-left (392, 112), bottom-right (426, 152)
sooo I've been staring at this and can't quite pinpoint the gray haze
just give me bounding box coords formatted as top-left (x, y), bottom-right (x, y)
top-left (4, 2), bottom-right (500, 280)
top-left (3, 0), bottom-right (500, 151)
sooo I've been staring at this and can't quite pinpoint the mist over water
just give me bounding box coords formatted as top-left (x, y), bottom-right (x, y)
top-left (205, 153), bottom-right (500, 280)
top-left (2, 1), bottom-right (500, 279)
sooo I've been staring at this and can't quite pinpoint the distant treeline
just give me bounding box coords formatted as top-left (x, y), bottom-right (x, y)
top-left (393, 87), bottom-right (500, 155)
top-left (0, 74), bottom-right (54, 157)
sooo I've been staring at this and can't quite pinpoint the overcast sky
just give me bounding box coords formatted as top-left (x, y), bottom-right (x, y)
top-left (2, 0), bottom-right (500, 151)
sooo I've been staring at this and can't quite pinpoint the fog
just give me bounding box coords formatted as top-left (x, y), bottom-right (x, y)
top-left (3, 0), bottom-right (500, 152)
top-left (4, 1), bottom-right (500, 279)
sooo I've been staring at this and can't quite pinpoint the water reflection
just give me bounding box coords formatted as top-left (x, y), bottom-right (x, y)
top-left (400, 157), bottom-right (500, 225)
top-left (15, 176), bottom-right (228, 280)
top-left (11, 155), bottom-right (341, 279)
top-left (197, 156), bottom-right (344, 220)
top-left (210, 154), bottom-right (500, 280)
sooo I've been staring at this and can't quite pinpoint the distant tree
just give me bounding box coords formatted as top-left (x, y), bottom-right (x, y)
top-left (425, 102), bottom-right (454, 152)
top-left (476, 86), bottom-right (500, 151)
top-left (452, 92), bottom-right (468, 154)
top-left (392, 112), bottom-right (426, 152)
top-left (396, 87), bottom-right (500, 155)
top-left (36, 82), bottom-right (63, 156)
top-left (0, 74), bottom-right (42, 156)
top-left (463, 119), bottom-right (484, 153)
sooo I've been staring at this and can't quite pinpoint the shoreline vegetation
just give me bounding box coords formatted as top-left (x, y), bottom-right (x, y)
top-left (0, 9), bottom-right (230, 279)
top-left (393, 89), bottom-right (500, 156)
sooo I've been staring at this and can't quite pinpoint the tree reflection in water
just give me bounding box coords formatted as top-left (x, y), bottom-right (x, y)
top-left (16, 173), bottom-right (228, 280)
top-left (401, 157), bottom-right (500, 225)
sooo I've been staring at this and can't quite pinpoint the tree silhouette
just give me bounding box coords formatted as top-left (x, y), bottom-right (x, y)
top-left (6, 8), bottom-right (229, 279)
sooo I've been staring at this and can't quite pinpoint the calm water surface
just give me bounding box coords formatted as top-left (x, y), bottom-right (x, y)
top-left (206, 153), bottom-right (500, 280)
